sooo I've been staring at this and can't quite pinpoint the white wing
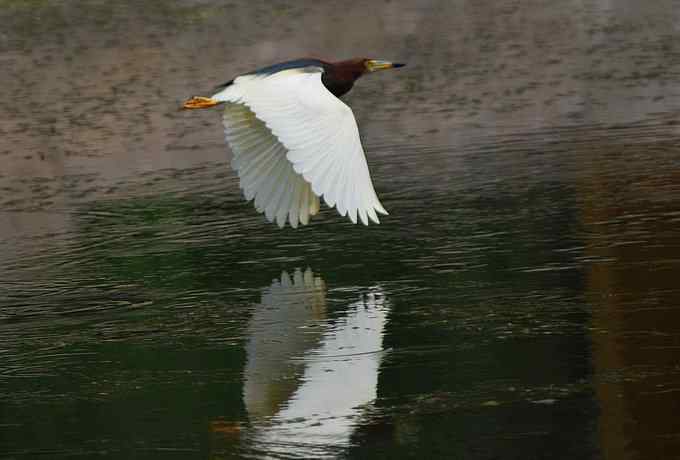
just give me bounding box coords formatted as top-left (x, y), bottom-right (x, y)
top-left (213, 68), bottom-right (387, 227)
top-left (222, 103), bottom-right (319, 228)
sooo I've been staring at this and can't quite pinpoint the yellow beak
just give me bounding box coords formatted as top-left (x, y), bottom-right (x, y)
top-left (365, 59), bottom-right (406, 72)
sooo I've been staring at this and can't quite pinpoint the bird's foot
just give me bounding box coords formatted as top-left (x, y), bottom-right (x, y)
top-left (182, 96), bottom-right (221, 110)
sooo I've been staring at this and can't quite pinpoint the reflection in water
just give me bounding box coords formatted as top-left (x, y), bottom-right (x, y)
top-left (241, 269), bottom-right (388, 459)
top-left (243, 269), bottom-right (327, 420)
top-left (579, 152), bottom-right (680, 460)
top-left (2, 1), bottom-right (679, 458)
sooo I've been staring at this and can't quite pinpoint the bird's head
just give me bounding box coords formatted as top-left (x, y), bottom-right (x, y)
top-left (329, 58), bottom-right (405, 81)
top-left (320, 58), bottom-right (405, 98)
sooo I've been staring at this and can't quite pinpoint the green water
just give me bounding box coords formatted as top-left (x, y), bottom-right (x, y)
top-left (2, 1), bottom-right (679, 459)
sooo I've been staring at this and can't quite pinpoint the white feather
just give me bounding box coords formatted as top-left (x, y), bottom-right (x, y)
top-left (216, 68), bottom-right (386, 227)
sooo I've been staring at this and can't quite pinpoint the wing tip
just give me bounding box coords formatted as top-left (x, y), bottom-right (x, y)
top-left (358, 208), bottom-right (368, 226)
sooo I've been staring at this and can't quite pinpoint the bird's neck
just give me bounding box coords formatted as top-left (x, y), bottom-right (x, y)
top-left (321, 73), bottom-right (355, 98)
top-left (321, 60), bottom-right (366, 98)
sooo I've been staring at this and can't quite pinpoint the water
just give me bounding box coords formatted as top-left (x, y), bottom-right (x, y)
top-left (1, 1), bottom-right (679, 458)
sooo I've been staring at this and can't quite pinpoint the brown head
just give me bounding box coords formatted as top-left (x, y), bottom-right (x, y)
top-left (322, 58), bottom-right (405, 98)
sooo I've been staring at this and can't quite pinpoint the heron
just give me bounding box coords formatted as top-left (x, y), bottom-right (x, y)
top-left (182, 58), bottom-right (405, 228)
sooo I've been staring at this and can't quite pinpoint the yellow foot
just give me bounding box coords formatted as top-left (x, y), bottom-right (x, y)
top-left (182, 96), bottom-right (221, 110)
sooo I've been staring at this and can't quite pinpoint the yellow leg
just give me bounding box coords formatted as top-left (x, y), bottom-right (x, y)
top-left (182, 96), bottom-right (222, 110)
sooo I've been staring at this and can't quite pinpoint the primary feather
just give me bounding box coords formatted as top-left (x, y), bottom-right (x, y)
top-left (213, 66), bottom-right (387, 228)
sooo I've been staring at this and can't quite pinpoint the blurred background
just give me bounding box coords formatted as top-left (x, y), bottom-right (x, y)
top-left (1, 1), bottom-right (679, 458)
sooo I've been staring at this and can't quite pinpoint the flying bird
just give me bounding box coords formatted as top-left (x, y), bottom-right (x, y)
top-left (182, 58), bottom-right (405, 228)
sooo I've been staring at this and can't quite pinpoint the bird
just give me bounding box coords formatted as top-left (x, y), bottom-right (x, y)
top-left (182, 58), bottom-right (405, 228)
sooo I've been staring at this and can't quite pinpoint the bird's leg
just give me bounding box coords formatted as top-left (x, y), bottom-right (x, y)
top-left (182, 96), bottom-right (222, 110)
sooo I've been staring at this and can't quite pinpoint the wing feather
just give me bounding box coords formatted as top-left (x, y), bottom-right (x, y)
top-left (299, 184), bottom-right (310, 225)
top-left (288, 176), bottom-right (301, 229)
top-left (214, 68), bottom-right (386, 227)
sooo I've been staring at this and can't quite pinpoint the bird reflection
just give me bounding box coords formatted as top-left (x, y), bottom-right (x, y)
top-left (241, 268), bottom-right (389, 459)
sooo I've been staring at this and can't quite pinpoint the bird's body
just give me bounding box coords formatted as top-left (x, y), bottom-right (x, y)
top-left (183, 58), bottom-right (404, 228)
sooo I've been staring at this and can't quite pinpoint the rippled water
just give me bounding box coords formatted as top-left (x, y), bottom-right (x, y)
top-left (1, 1), bottom-right (680, 459)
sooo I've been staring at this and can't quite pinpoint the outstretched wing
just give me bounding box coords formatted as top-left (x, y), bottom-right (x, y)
top-left (223, 103), bottom-right (319, 228)
top-left (214, 67), bottom-right (387, 228)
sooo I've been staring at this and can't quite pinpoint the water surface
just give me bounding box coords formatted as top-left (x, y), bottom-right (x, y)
top-left (1, 1), bottom-right (679, 459)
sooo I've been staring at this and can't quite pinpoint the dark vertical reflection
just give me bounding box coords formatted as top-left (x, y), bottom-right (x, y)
top-left (579, 145), bottom-right (680, 459)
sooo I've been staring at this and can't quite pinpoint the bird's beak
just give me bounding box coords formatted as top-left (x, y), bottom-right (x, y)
top-left (365, 59), bottom-right (406, 73)
top-left (182, 96), bottom-right (222, 110)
